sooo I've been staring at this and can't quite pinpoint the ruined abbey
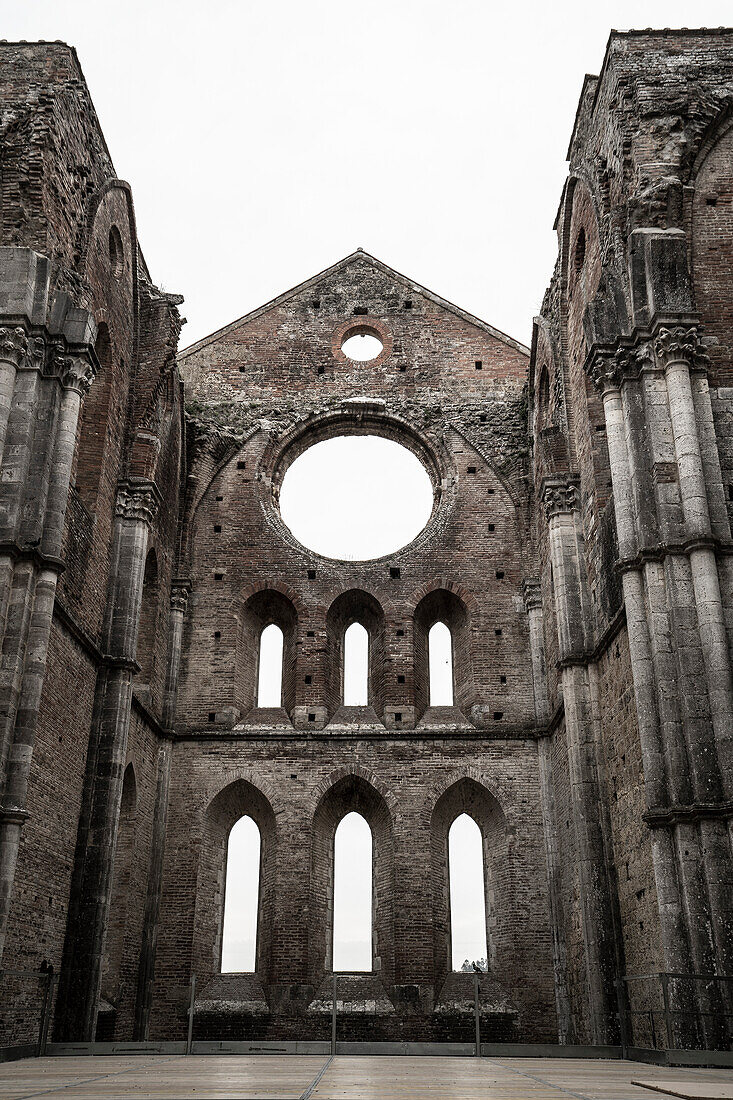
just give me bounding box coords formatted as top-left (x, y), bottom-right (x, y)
top-left (0, 29), bottom-right (731, 1052)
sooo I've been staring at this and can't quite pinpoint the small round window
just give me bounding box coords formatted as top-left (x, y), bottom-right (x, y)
top-left (279, 434), bottom-right (434, 560)
top-left (341, 328), bottom-right (383, 361)
top-left (109, 226), bottom-right (124, 279)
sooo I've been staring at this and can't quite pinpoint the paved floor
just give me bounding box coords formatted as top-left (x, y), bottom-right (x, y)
top-left (0, 1055), bottom-right (730, 1100)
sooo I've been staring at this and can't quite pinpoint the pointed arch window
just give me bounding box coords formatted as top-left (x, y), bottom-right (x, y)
top-left (333, 811), bottom-right (372, 971)
top-left (449, 813), bottom-right (488, 972)
top-left (428, 621), bottom-right (453, 705)
top-left (343, 622), bottom-right (368, 706)
top-left (257, 624), bottom-right (284, 707)
top-left (221, 815), bottom-right (261, 973)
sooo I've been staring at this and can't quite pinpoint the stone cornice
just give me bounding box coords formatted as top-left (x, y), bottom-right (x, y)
top-left (617, 534), bottom-right (733, 573)
top-left (0, 541), bottom-right (65, 574)
top-left (644, 800), bottom-right (733, 827)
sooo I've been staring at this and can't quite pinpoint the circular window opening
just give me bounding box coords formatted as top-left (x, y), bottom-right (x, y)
top-left (109, 226), bottom-right (124, 279)
top-left (279, 435), bottom-right (434, 560)
top-left (341, 330), bottom-right (384, 362)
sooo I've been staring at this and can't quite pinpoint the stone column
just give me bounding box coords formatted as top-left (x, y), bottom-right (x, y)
top-left (0, 327), bottom-right (28, 465)
top-left (523, 579), bottom-right (571, 1042)
top-left (0, 352), bottom-right (96, 963)
top-left (542, 479), bottom-right (617, 1045)
top-left (56, 478), bottom-right (160, 1041)
top-left (654, 326), bottom-right (733, 793)
top-left (162, 579), bottom-right (191, 729)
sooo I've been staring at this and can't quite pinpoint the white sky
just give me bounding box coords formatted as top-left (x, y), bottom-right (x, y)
top-left (8, 0), bottom-right (730, 976)
top-left (4, 1), bottom-right (732, 350)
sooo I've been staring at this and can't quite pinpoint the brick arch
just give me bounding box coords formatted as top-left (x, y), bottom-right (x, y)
top-left (236, 588), bottom-right (299, 717)
top-left (308, 771), bottom-right (395, 986)
top-left (691, 109), bottom-right (733, 387)
top-left (325, 589), bottom-right (387, 718)
top-left (430, 776), bottom-right (514, 993)
top-left (194, 777), bottom-right (278, 983)
top-left (411, 585), bottom-right (475, 719)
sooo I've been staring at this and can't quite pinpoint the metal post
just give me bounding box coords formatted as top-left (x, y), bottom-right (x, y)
top-left (474, 971), bottom-right (481, 1057)
top-left (661, 972), bottom-right (672, 1051)
top-left (38, 972), bottom-right (56, 1056)
top-left (186, 973), bottom-right (196, 1056)
top-left (615, 978), bottom-right (628, 1060)
top-left (331, 973), bottom-right (337, 1056)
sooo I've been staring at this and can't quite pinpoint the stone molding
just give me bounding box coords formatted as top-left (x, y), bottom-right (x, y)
top-left (541, 476), bottom-right (580, 520)
top-left (115, 478), bottom-right (162, 525)
top-left (584, 320), bottom-right (711, 394)
top-left (644, 799), bottom-right (733, 827)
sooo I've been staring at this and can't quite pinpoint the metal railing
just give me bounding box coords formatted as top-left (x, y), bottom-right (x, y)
top-left (186, 970), bottom-right (487, 1055)
top-left (616, 972), bottom-right (733, 1056)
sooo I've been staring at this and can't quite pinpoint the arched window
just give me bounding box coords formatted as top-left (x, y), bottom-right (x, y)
top-left (333, 811), bottom-right (372, 971)
top-left (449, 813), bottom-right (488, 972)
top-left (221, 815), bottom-right (261, 973)
top-left (343, 622), bottom-right (368, 706)
top-left (257, 624), bottom-right (284, 707)
top-left (429, 621), bottom-right (453, 706)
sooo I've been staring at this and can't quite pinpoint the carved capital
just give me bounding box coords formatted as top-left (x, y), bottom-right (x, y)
top-left (53, 350), bottom-right (97, 395)
top-left (653, 326), bottom-right (709, 371)
top-left (115, 478), bottom-right (161, 524)
top-left (522, 579), bottom-right (542, 613)
top-left (0, 326), bottom-right (29, 368)
top-left (170, 578), bottom-right (192, 614)
top-left (542, 477), bottom-right (580, 521)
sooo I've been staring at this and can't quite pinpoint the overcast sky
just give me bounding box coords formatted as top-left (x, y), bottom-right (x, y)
top-left (6, 0), bottom-right (732, 975)
top-left (5, 0), bottom-right (733, 350)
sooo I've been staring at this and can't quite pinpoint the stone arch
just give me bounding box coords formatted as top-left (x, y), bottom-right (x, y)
top-left (236, 588), bottom-right (298, 717)
top-left (430, 776), bottom-right (511, 994)
top-left (193, 778), bottom-right (277, 983)
top-left (325, 590), bottom-right (386, 718)
top-left (309, 772), bottom-right (395, 986)
top-left (413, 587), bottom-right (473, 718)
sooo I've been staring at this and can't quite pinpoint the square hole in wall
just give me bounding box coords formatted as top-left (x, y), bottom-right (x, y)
top-left (237, 460), bottom-right (246, 469)
top-left (487, 488), bottom-right (495, 494)
top-left (214, 631), bottom-right (221, 639)
top-left (208, 712), bottom-right (216, 722)
top-left (214, 525), bottom-right (222, 533)
top-left (308, 712), bottom-right (316, 722)
top-left (496, 570), bottom-right (504, 579)
top-left (216, 495), bottom-right (224, 501)
top-left (475, 360), bottom-right (483, 370)
top-left (390, 567), bottom-right (401, 579)
top-left (238, 365), bottom-right (245, 373)
top-left (467, 466), bottom-right (476, 474)
top-left (404, 299), bottom-right (413, 309)
top-left (307, 569), bottom-right (316, 580)
top-left (395, 712), bottom-right (402, 722)
top-left (307, 630), bottom-right (315, 637)
top-left (488, 523), bottom-right (495, 532)
top-left (728, 485), bottom-right (733, 501)
top-left (480, 414), bottom-right (487, 423)
top-left (317, 365), bottom-right (325, 375)
top-left (397, 675), bottom-right (405, 684)
top-left (214, 572), bottom-right (223, 581)
top-left (493, 711), bottom-right (503, 720)
top-left (500, 674), bottom-right (507, 684)
top-left (396, 629), bottom-right (404, 637)
top-left (312, 299), bottom-right (321, 309)
top-left (353, 306), bottom-right (368, 315)
top-left (305, 675), bottom-right (312, 684)
top-left (495, 628), bottom-right (502, 636)
top-left (398, 364), bottom-right (407, 372)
